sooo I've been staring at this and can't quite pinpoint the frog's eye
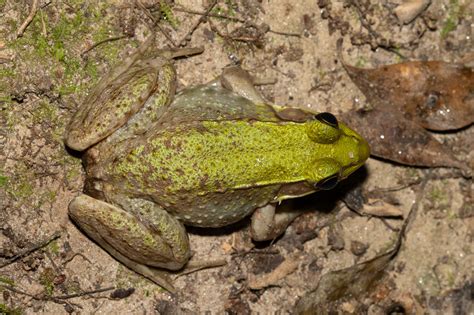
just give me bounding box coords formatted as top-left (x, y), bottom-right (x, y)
top-left (315, 112), bottom-right (339, 129)
top-left (314, 174), bottom-right (340, 190)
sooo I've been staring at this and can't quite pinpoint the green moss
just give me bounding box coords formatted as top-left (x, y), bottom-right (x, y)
top-left (0, 276), bottom-right (15, 286)
top-left (48, 240), bottom-right (60, 255)
top-left (5, 162), bottom-right (35, 200)
top-left (0, 304), bottom-right (22, 315)
top-left (5, 2), bottom-right (122, 97)
top-left (160, 2), bottom-right (179, 28)
top-left (354, 57), bottom-right (367, 68)
top-left (429, 186), bottom-right (447, 204)
top-left (31, 100), bottom-right (58, 124)
top-left (39, 268), bottom-right (55, 296)
top-left (212, 0), bottom-right (238, 18)
top-left (440, 0), bottom-right (466, 38)
top-left (0, 173), bottom-right (7, 187)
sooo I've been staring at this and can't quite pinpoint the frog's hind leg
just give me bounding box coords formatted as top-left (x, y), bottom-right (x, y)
top-left (68, 194), bottom-right (191, 292)
top-left (65, 38), bottom-right (177, 151)
top-left (250, 202), bottom-right (307, 241)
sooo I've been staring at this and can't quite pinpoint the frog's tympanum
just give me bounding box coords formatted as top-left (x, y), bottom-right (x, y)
top-left (65, 39), bottom-right (370, 291)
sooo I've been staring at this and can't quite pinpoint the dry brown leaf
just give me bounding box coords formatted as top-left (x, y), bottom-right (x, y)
top-left (343, 60), bottom-right (474, 131)
top-left (361, 198), bottom-right (404, 218)
top-left (340, 107), bottom-right (471, 174)
top-left (248, 254), bottom-right (300, 290)
top-left (394, 0), bottom-right (431, 24)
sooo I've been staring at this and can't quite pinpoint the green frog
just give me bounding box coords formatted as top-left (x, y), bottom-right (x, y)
top-left (65, 38), bottom-right (370, 292)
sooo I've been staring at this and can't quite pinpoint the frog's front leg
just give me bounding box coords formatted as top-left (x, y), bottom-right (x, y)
top-left (250, 203), bottom-right (307, 241)
top-left (68, 195), bottom-right (190, 292)
top-left (219, 66), bottom-right (267, 104)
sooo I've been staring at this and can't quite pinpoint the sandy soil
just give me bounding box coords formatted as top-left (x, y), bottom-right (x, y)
top-left (0, 0), bottom-right (472, 314)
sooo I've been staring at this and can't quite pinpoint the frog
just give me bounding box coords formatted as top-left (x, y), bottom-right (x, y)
top-left (64, 38), bottom-right (370, 292)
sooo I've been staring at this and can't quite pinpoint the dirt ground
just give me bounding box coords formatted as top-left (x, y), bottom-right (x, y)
top-left (0, 0), bottom-right (473, 314)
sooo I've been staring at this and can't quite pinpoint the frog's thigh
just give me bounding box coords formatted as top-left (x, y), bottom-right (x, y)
top-left (219, 66), bottom-right (266, 104)
top-left (69, 195), bottom-right (190, 289)
top-left (250, 203), bottom-right (305, 241)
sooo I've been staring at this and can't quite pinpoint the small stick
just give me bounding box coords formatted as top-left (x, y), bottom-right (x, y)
top-left (0, 232), bottom-right (61, 269)
top-left (269, 29), bottom-right (301, 37)
top-left (16, 0), bottom-right (39, 38)
top-left (52, 286), bottom-right (116, 299)
top-left (174, 259), bottom-right (226, 278)
top-left (80, 35), bottom-right (128, 58)
top-left (136, 0), bottom-right (178, 47)
top-left (179, 0), bottom-right (219, 47)
top-left (174, 6), bottom-right (245, 23)
top-left (0, 283), bottom-right (83, 309)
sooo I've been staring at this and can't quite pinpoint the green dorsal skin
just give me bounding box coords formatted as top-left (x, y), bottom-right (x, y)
top-left (113, 119), bottom-right (365, 197)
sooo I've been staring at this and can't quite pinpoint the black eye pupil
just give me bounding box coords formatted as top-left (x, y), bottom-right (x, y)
top-left (315, 175), bottom-right (339, 190)
top-left (315, 112), bottom-right (338, 128)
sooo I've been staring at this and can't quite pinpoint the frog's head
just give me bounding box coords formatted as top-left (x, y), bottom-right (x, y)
top-left (278, 112), bottom-right (369, 200)
top-left (307, 111), bottom-right (369, 184)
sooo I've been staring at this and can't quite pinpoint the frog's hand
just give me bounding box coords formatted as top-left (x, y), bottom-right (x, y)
top-left (65, 42), bottom-right (176, 151)
top-left (69, 195), bottom-right (190, 291)
top-left (219, 66), bottom-right (267, 104)
top-left (158, 83), bottom-right (281, 127)
top-left (219, 66), bottom-right (318, 122)
top-left (250, 203), bottom-right (307, 241)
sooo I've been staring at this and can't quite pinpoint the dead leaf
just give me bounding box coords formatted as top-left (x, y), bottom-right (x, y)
top-left (362, 198), bottom-right (404, 218)
top-left (340, 108), bottom-right (471, 174)
top-left (394, 0), bottom-right (431, 24)
top-left (248, 254), bottom-right (300, 290)
top-left (294, 240), bottom-right (399, 314)
top-left (343, 60), bottom-right (474, 131)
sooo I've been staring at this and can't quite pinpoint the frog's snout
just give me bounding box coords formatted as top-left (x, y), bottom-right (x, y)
top-left (358, 137), bottom-right (370, 163)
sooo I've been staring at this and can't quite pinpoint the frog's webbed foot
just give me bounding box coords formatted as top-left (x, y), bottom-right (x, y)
top-left (91, 235), bottom-right (177, 292)
top-left (250, 203), bottom-right (306, 241)
top-left (68, 195), bottom-right (191, 292)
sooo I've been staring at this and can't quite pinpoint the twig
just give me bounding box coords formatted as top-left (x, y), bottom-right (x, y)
top-left (0, 283), bottom-right (82, 309)
top-left (52, 286), bottom-right (115, 299)
top-left (208, 20), bottom-right (264, 44)
top-left (401, 170), bottom-right (432, 236)
top-left (268, 29), bottom-right (301, 37)
top-left (372, 171), bottom-right (463, 193)
top-left (16, 0), bottom-right (39, 38)
top-left (136, 0), bottom-right (178, 47)
top-left (179, 0), bottom-right (219, 46)
top-left (80, 35), bottom-right (128, 58)
top-left (156, 23), bottom-right (178, 47)
top-left (174, 6), bottom-right (245, 23)
top-left (0, 284), bottom-right (115, 309)
top-left (0, 232), bottom-right (61, 269)
top-left (174, 259), bottom-right (226, 278)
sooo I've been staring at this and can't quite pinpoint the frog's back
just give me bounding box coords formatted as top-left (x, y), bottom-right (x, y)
top-left (104, 84), bottom-right (288, 227)
top-left (157, 83), bottom-right (282, 126)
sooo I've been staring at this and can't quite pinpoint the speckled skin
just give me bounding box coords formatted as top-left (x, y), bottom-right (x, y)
top-left (65, 43), bottom-right (369, 291)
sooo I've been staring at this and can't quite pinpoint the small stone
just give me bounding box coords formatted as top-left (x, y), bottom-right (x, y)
top-left (350, 240), bottom-right (369, 256)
